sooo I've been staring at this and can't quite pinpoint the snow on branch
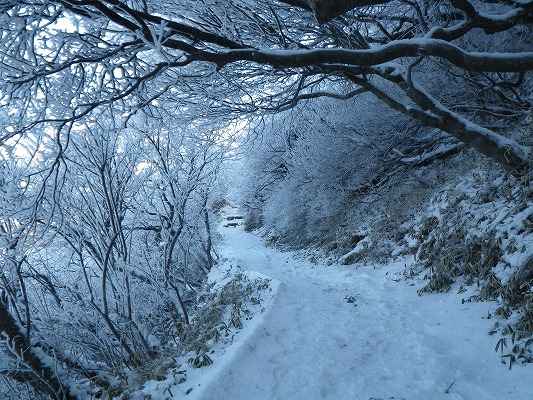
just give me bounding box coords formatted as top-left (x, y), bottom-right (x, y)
top-left (202, 39), bottom-right (533, 73)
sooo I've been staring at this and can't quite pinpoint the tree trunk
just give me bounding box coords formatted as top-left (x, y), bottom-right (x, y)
top-left (307, 0), bottom-right (390, 23)
top-left (0, 302), bottom-right (77, 400)
top-left (403, 79), bottom-right (531, 175)
top-left (349, 72), bottom-right (531, 175)
top-left (436, 114), bottom-right (530, 175)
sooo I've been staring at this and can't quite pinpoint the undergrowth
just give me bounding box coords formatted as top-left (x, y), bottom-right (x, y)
top-left (117, 270), bottom-right (272, 399)
top-left (410, 168), bottom-right (533, 367)
top-left (181, 272), bottom-right (271, 369)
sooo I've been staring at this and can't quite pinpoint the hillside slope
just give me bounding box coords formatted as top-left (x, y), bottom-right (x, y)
top-left (190, 218), bottom-right (533, 400)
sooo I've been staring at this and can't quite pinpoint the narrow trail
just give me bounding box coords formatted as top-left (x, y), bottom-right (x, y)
top-left (195, 219), bottom-right (533, 400)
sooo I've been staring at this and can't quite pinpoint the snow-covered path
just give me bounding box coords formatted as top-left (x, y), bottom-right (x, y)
top-left (193, 220), bottom-right (533, 400)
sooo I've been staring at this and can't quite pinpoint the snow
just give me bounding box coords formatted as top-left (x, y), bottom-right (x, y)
top-left (138, 259), bottom-right (280, 400)
top-left (339, 237), bottom-right (369, 264)
top-left (143, 211), bottom-right (533, 400)
top-left (142, 267), bottom-right (281, 399)
top-left (400, 143), bottom-right (463, 164)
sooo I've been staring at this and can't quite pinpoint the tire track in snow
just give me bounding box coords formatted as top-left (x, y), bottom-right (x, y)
top-left (194, 222), bottom-right (533, 400)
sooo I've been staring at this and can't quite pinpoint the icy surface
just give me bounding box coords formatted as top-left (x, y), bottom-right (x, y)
top-left (147, 215), bottom-right (533, 400)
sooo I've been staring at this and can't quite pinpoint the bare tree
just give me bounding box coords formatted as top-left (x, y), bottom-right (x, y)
top-left (0, 107), bottom-right (226, 397)
top-left (0, 147), bottom-right (78, 399)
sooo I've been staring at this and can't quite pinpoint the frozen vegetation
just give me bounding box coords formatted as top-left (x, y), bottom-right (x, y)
top-left (1, 0), bottom-right (532, 398)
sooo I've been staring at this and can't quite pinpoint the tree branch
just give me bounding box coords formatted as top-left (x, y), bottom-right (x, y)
top-left (187, 39), bottom-right (533, 73)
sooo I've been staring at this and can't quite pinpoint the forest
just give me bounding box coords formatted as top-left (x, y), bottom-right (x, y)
top-left (0, 0), bottom-right (531, 398)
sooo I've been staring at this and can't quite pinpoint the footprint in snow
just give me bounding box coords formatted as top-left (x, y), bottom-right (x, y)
top-left (344, 295), bottom-right (358, 306)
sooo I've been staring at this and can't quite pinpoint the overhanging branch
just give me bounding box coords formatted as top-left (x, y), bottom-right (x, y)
top-left (193, 39), bottom-right (533, 73)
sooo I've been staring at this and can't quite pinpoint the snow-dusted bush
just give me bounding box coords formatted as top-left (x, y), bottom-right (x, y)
top-left (413, 167), bottom-right (532, 291)
top-left (181, 271), bottom-right (272, 368)
top-left (411, 165), bottom-right (533, 365)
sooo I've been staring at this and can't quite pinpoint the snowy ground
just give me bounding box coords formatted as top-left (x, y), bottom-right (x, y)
top-left (144, 213), bottom-right (533, 400)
